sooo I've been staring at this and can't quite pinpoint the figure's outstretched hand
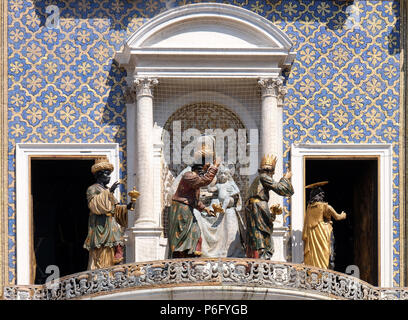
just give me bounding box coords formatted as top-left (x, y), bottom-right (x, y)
top-left (127, 202), bottom-right (134, 210)
top-left (283, 170), bottom-right (292, 180)
top-left (204, 207), bottom-right (216, 217)
top-left (340, 211), bottom-right (347, 220)
top-left (213, 157), bottom-right (221, 168)
top-left (109, 181), bottom-right (120, 193)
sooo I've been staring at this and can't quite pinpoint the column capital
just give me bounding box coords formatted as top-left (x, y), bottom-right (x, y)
top-left (125, 77), bottom-right (159, 103)
top-left (258, 77), bottom-right (287, 101)
top-left (134, 76), bottom-right (158, 98)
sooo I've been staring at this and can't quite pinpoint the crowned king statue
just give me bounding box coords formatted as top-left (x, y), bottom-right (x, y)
top-left (244, 154), bottom-right (294, 259)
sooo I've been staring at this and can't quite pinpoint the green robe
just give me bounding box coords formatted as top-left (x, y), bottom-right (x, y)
top-left (167, 201), bottom-right (201, 257)
top-left (168, 166), bottom-right (218, 258)
top-left (83, 184), bottom-right (127, 251)
top-left (245, 173), bottom-right (294, 259)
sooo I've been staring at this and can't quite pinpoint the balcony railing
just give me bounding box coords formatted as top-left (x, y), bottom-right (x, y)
top-left (4, 258), bottom-right (408, 300)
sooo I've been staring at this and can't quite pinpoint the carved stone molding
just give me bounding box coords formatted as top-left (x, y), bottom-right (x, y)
top-left (258, 77), bottom-right (287, 103)
top-left (4, 259), bottom-right (408, 300)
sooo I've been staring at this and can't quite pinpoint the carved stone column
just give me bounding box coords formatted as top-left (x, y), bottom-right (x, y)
top-left (124, 84), bottom-right (137, 229)
top-left (258, 77), bottom-right (289, 262)
top-left (258, 77), bottom-right (286, 162)
top-left (124, 77), bottom-right (163, 263)
top-left (133, 77), bottom-right (158, 226)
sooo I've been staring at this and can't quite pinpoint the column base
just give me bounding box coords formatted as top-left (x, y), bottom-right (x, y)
top-left (271, 226), bottom-right (290, 262)
top-left (125, 226), bottom-right (168, 263)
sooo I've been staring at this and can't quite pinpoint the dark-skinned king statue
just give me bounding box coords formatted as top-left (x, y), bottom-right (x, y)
top-left (83, 158), bottom-right (137, 270)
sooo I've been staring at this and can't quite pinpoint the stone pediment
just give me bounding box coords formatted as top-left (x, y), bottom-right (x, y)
top-left (115, 3), bottom-right (296, 78)
top-left (141, 19), bottom-right (279, 49)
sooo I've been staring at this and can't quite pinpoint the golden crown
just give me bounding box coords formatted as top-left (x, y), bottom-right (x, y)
top-left (260, 154), bottom-right (277, 169)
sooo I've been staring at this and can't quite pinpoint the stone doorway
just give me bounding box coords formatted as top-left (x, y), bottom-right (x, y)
top-left (31, 159), bottom-right (94, 284)
top-left (305, 158), bottom-right (379, 286)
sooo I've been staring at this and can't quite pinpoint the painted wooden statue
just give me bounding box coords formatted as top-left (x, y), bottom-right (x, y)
top-left (244, 154), bottom-right (294, 259)
top-left (302, 181), bottom-right (347, 269)
top-left (168, 148), bottom-right (220, 258)
top-left (83, 158), bottom-right (136, 270)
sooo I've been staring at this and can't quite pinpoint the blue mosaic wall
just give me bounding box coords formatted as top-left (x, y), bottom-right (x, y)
top-left (7, 0), bottom-right (401, 285)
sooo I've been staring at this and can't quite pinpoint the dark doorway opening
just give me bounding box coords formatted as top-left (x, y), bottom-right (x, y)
top-left (31, 159), bottom-right (94, 284)
top-left (305, 158), bottom-right (378, 286)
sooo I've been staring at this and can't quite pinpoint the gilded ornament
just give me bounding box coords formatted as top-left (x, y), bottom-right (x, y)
top-left (128, 186), bottom-right (140, 211)
top-left (211, 203), bottom-right (224, 214)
